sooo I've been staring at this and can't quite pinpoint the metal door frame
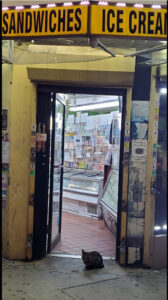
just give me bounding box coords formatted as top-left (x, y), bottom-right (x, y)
top-left (47, 95), bottom-right (65, 253)
top-left (33, 83), bottom-right (127, 261)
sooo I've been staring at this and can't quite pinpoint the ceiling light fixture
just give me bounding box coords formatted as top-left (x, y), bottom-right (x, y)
top-left (47, 3), bottom-right (56, 8)
top-left (116, 2), bottom-right (126, 7)
top-left (15, 6), bottom-right (24, 10)
top-left (80, 1), bottom-right (90, 5)
top-left (2, 7), bottom-right (9, 11)
top-left (69, 101), bottom-right (119, 112)
top-left (63, 2), bottom-right (73, 6)
top-left (31, 5), bottom-right (40, 9)
top-left (151, 4), bottom-right (161, 9)
top-left (134, 4), bottom-right (144, 8)
top-left (98, 1), bottom-right (108, 5)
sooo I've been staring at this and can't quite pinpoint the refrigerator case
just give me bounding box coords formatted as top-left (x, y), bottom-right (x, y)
top-left (53, 168), bottom-right (104, 217)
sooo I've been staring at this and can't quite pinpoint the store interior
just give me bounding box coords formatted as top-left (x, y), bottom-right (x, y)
top-left (51, 93), bottom-right (122, 258)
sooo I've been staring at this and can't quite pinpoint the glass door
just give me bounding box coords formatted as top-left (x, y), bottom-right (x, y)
top-left (47, 94), bottom-right (65, 252)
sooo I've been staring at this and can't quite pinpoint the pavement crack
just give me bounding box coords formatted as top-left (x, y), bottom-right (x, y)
top-left (61, 289), bottom-right (77, 300)
top-left (62, 276), bottom-right (120, 291)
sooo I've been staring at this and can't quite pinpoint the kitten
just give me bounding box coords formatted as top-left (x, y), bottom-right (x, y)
top-left (82, 249), bottom-right (104, 270)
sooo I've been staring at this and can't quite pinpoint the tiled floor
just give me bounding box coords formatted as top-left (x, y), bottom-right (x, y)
top-left (52, 211), bottom-right (116, 257)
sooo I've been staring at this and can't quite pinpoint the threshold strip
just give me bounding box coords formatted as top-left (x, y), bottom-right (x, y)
top-left (49, 253), bottom-right (115, 260)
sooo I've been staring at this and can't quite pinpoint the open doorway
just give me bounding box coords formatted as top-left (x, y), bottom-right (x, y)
top-left (49, 92), bottom-right (124, 259)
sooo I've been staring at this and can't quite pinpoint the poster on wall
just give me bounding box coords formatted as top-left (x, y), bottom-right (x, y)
top-left (2, 141), bottom-right (10, 163)
top-left (131, 140), bottom-right (147, 161)
top-left (131, 101), bottom-right (149, 140)
top-left (2, 109), bottom-right (8, 130)
top-left (128, 161), bottom-right (146, 202)
top-left (2, 167), bottom-right (8, 208)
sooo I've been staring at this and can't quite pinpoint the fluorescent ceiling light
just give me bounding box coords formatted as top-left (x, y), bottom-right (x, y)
top-left (69, 101), bottom-right (119, 112)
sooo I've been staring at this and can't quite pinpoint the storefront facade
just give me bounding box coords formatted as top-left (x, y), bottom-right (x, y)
top-left (2, 0), bottom-right (167, 268)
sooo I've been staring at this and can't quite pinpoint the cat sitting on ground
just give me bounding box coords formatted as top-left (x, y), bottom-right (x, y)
top-left (82, 249), bottom-right (104, 270)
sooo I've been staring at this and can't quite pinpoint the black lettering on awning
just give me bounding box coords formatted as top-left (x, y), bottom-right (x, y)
top-left (75, 8), bottom-right (81, 31)
top-left (58, 9), bottom-right (66, 32)
top-left (9, 13), bottom-right (16, 34)
top-left (164, 13), bottom-right (167, 35)
top-left (129, 11), bottom-right (137, 33)
top-left (148, 12), bottom-right (154, 34)
top-left (155, 13), bottom-right (163, 34)
top-left (33, 11), bottom-right (44, 33)
top-left (25, 12), bottom-right (32, 33)
top-left (17, 12), bottom-right (24, 33)
top-left (2, 13), bottom-right (8, 34)
top-left (67, 9), bottom-right (73, 31)
top-left (107, 9), bottom-right (115, 33)
top-left (117, 10), bottom-right (123, 33)
top-left (102, 9), bottom-right (106, 32)
top-left (49, 10), bottom-right (56, 32)
top-left (138, 11), bottom-right (146, 34)
top-left (45, 10), bottom-right (48, 32)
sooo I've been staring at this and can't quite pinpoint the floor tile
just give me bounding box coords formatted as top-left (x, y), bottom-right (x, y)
top-left (52, 211), bottom-right (116, 257)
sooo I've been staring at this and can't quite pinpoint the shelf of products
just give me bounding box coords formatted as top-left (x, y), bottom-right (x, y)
top-left (64, 111), bottom-right (121, 171)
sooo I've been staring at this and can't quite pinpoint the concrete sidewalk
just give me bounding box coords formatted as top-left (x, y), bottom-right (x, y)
top-left (2, 256), bottom-right (167, 300)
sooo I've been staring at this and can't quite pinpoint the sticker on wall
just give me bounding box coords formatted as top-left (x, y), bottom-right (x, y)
top-left (153, 144), bottom-right (157, 151)
top-left (2, 132), bottom-right (9, 141)
top-left (2, 141), bottom-right (10, 164)
top-left (2, 109), bottom-right (8, 130)
top-left (30, 147), bottom-right (36, 163)
top-left (30, 170), bottom-right (35, 177)
top-left (131, 140), bottom-right (147, 160)
top-left (152, 170), bottom-right (156, 177)
top-left (31, 124), bottom-right (36, 133)
top-left (153, 129), bottom-right (158, 137)
top-left (125, 129), bottom-right (130, 135)
top-left (41, 123), bottom-right (47, 153)
top-left (124, 141), bottom-right (129, 151)
top-left (36, 123), bottom-right (42, 152)
top-left (125, 120), bottom-right (130, 128)
top-left (154, 121), bottom-right (158, 129)
top-left (2, 171), bottom-right (8, 208)
top-left (153, 151), bottom-right (157, 157)
top-left (155, 107), bottom-right (159, 115)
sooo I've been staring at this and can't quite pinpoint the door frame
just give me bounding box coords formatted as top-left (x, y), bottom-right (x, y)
top-left (47, 95), bottom-right (65, 253)
top-left (32, 83), bottom-right (129, 262)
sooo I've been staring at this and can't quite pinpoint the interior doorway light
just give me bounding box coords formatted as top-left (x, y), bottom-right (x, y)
top-left (69, 101), bottom-right (119, 112)
top-left (160, 88), bottom-right (167, 94)
top-left (162, 224), bottom-right (167, 230)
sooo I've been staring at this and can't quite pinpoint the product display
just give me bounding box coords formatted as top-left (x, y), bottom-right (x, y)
top-left (53, 168), bottom-right (104, 217)
top-left (64, 111), bottom-right (121, 171)
top-left (63, 168), bottom-right (104, 194)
